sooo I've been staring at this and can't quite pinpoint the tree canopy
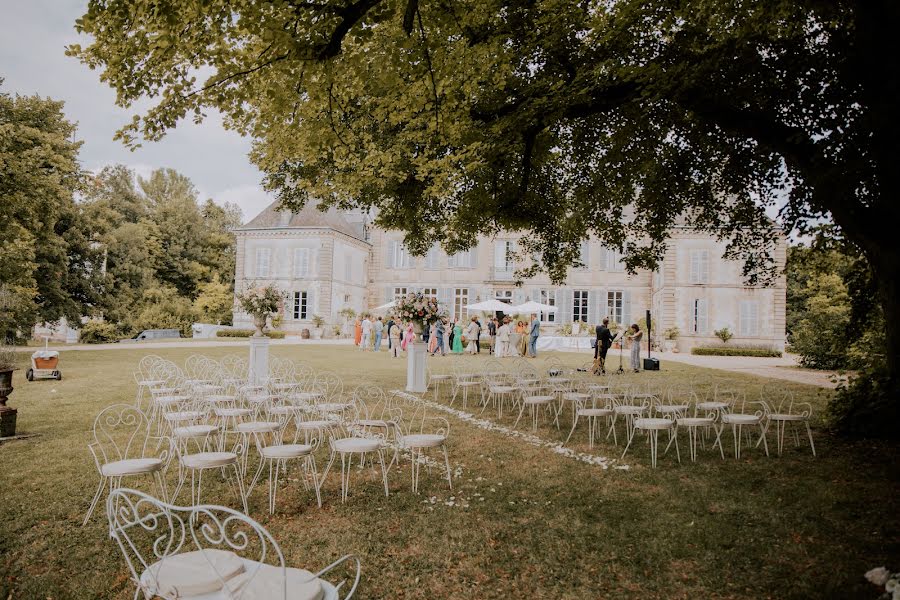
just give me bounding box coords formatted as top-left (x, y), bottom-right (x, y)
top-left (67, 0), bottom-right (900, 422)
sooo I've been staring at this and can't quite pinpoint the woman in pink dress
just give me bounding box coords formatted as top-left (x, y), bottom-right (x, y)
top-left (427, 323), bottom-right (438, 353)
top-left (401, 322), bottom-right (414, 352)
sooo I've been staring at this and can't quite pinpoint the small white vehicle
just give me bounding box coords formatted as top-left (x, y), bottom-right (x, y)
top-left (26, 340), bottom-right (61, 381)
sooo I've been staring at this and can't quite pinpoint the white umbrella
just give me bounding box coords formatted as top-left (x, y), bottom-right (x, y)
top-left (373, 300), bottom-right (396, 311)
top-left (465, 299), bottom-right (513, 312)
top-left (509, 300), bottom-right (558, 313)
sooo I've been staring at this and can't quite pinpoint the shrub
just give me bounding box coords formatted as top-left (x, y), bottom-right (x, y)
top-left (691, 345), bottom-right (782, 357)
top-left (664, 326), bottom-right (680, 340)
top-left (714, 327), bottom-right (734, 343)
top-left (193, 281), bottom-right (233, 325)
top-left (79, 321), bottom-right (120, 344)
top-left (791, 273), bottom-right (853, 370)
top-left (0, 345), bottom-right (18, 370)
top-left (216, 329), bottom-right (286, 339)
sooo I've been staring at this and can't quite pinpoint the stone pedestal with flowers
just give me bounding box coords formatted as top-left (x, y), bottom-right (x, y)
top-left (396, 293), bottom-right (448, 394)
top-left (237, 284), bottom-right (284, 385)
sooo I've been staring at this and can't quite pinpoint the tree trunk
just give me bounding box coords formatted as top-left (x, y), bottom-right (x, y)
top-left (871, 254), bottom-right (900, 380)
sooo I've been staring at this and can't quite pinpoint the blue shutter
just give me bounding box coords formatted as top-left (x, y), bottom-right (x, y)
top-left (559, 289), bottom-right (573, 323)
top-left (386, 241), bottom-right (396, 269)
top-left (598, 247), bottom-right (608, 271)
top-left (307, 289), bottom-right (316, 320)
top-left (385, 286), bottom-right (394, 304)
top-left (469, 245), bottom-right (478, 268)
top-left (587, 290), bottom-right (597, 325)
top-left (622, 290), bottom-right (632, 327)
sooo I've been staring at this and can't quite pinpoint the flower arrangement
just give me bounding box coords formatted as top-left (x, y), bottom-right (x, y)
top-left (237, 283), bottom-right (284, 336)
top-left (396, 292), bottom-right (447, 330)
top-left (866, 567), bottom-right (900, 599)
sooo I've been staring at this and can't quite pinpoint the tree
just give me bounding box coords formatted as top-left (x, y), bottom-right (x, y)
top-left (0, 82), bottom-right (99, 341)
top-left (67, 2), bottom-right (900, 410)
top-left (791, 273), bottom-right (853, 370)
top-left (194, 281), bottom-right (234, 325)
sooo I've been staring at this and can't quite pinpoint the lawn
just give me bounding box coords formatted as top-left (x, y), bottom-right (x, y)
top-left (0, 345), bottom-right (898, 599)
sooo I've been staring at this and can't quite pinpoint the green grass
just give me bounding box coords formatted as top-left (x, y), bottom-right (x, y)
top-left (0, 346), bottom-right (897, 599)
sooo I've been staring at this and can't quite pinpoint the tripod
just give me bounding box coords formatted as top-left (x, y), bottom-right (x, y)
top-left (614, 332), bottom-right (625, 375)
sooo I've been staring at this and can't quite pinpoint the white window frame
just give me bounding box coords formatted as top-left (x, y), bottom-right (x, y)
top-left (692, 298), bottom-right (708, 334)
top-left (392, 242), bottom-right (412, 269)
top-left (292, 291), bottom-right (308, 320)
top-left (454, 288), bottom-right (469, 322)
top-left (393, 286), bottom-right (408, 301)
top-left (607, 290), bottom-right (624, 324)
top-left (689, 249), bottom-right (711, 284)
top-left (293, 248), bottom-right (311, 279)
top-left (573, 290), bottom-right (589, 323)
top-left (448, 250), bottom-right (472, 269)
top-left (255, 248), bottom-right (271, 278)
top-left (495, 289), bottom-right (514, 303)
top-left (578, 241), bottom-right (590, 270)
top-left (425, 245), bottom-right (440, 270)
top-left (739, 300), bottom-right (760, 337)
top-left (421, 287), bottom-right (438, 300)
top-left (494, 240), bottom-right (515, 272)
top-left (540, 289), bottom-right (556, 323)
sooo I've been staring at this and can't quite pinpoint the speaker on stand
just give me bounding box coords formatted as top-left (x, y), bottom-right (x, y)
top-left (643, 309), bottom-right (660, 371)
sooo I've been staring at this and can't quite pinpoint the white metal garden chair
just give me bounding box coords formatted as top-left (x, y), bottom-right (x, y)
top-left (84, 404), bottom-right (169, 526)
top-left (449, 361), bottom-right (482, 409)
top-left (564, 384), bottom-right (615, 448)
top-left (394, 401), bottom-right (453, 494)
top-left (761, 392), bottom-right (816, 456)
top-left (321, 422), bottom-right (390, 503)
top-left (106, 488), bottom-right (360, 599)
top-left (674, 395), bottom-right (718, 462)
top-left (713, 394), bottom-right (770, 459)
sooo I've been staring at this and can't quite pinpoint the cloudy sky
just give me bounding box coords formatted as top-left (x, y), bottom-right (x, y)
top-left (0, 0), bottom-right (274, 223)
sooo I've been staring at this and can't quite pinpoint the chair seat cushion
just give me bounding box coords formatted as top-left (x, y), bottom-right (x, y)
top-left (634, 418), bottom-right (674, 430)
top-left (655, 404), bottom-right (688, 413)
top-left (155, 395), bottom-right (188, 406)
top-left (101, 457), bottom-right (163, 477)
top-left (318, 402), bottom-right (350, 413)
top-left (261, 444), bottom-right (314, 459)
top-left (226, 563), bottom-right (324, 600)
top-left (578, 408), bottom-right (613, 417)
top-left (236, 421), bottom-right (280, 433)
top-left (356, 419), bottom-right (389, 428)
top-left (768, 413), bottom-right (807, 421)
top-left (182, 452), bottom-right (238, 469)
top-left (722, 414), bottom-right (760, 424)
top-left (489, 386), bottom-right (516, 394)
top-left (677, 417), bottom-right (715, 426)
top-left (430, 374), bottom-right (452, 381)
top-left (698, 402), bottom-right (728, 411)
top-left (402, 433), bottom-right (446, 448)
top-left (563, 393), bottom-right (590, 401)
top-left (614, 405), bottom-right (646, 414)
top-left (332, 437), bottom-right (382, 453)
top-left (215, 408), bottom-right (253, 418)
top-left (174, 425), bottom-right (218, 438)
top-left (141, 548), bottom-right (246, 598)
top-left (524, 395), bottom-right (555, 404)
top-left (205, 395), bottom-right (237, 404)
top-left (298, 420), bottom-right (332, 430)
top-left (165, 411), bottom-right (203, 422)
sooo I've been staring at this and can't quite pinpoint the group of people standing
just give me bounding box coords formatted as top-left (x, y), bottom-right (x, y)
top-left (592, 317), bottom-right (644, 374)
top-left (353, 312), bottom-right (543, 358)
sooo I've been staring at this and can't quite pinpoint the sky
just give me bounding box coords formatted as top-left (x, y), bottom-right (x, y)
top-left (0, 0), bottom-right (274, 223)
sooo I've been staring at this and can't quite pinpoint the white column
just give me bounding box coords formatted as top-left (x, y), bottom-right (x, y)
top-left (249, 336), bottom-right (270, 385)
top-left (406, 339), bottom-right (427, 393)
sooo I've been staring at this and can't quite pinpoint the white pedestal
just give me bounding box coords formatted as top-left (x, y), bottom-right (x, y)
top-left (406, 340), bottom-right (427, 393)
top-left (249, 336), bottom-right (270, 385)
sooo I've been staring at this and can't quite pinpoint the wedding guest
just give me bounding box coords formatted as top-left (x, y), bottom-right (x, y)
top-left (497, 318), bottom-right (511, 357)
top-left (374, 317), bottom-right (384, 351)
top-left (475, 317), bottom-right (483, 353)
top-left (517, 323), bottom-right (528, 356)
top-left (361, 315), bottom-right (372, 350)
top-left (593, 318), bottom-right (615, 375)
top-left (516, 320), bottom-right (526, 334)
top-left (428, 322), bottom-right (438, 354)
top-left (354, 318), bottom-right (362, 346)
top-left (432, 319), bottom-right (447, 356)
top-left (465, 317), bottom-right (481, 354)
top-left (390, 320), bottom-right (402, 358)
top-left (630, 323), bottom-right (643, 373)
top-left (448, 320), bottom-right (456, 350)
top-left (401, 321), bottom-right (414, 352)
top-left (442, 319), bottom-right (451, 354)
top-left (452, 321), bottom-right (464, 354)
top-left (527, 313), bottom-right (540, 358)
top-left (488, 318), bottom-right (497, 354)
top-left (386, 316), bottom-right (395, 350)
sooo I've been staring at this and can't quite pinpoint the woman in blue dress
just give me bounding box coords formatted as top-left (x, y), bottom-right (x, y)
top-left (452, 322), bottom-right (464, 353)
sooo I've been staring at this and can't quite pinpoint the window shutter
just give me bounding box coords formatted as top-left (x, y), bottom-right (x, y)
top-left (622, 290), bottom-right (632, 326)
top-left (256, 248), bottom-right (271, 277)
top-left (384, 286), bottom-right (393, 304)
top-left (559, 289), bottom-right (573, 323)
top-left (438, 288), bottom-right (452, 313)
top-left (494, 241), bottom-right (505, 269)
top-left (702, 250), bottom-right (710, 284)
top-left (598, 247), bottom-right (607, 271)
top-left (469, 246), bottom-right (478, 268)
top-left (580, 241), bottom-right (590, 269)
top-left (595, 288), bottom-right (606, 325)
top-left (386, 241), bottom-right (396, 269)
top-left (587, 289), bottom-right (598, 325)
top-left (698, 298), bottom-right (709, 334)
top-left (531, 287), bottom-right (540, 304)
top-left (513, 289), bottom-right (525, 307)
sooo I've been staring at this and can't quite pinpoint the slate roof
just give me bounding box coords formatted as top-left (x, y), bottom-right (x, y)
top-left (239, 200), bottom-right (361, 239)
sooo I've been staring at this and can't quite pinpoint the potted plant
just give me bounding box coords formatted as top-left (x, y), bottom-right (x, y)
top-left (332, 324), bottom-right (342, 338)
top-left (663, 326), bottom-right (680, 352)
top-left (311, 315), bottom-right (325, 339)
top-left (0, 345), bottom-right (19, 438)
top-left (396, 292), bottom-right (448, 336)
top-left (236, 283), bottom-right (284, 337)
top-left (714, 326), bottom-right (734, 344)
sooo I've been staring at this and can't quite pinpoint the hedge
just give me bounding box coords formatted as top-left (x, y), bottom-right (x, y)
top-left (79, 321), bottom-right (120, 344)
top-left (216, 329), bottom-right (286, 339)
top-left (691, 346), bottom-right (782, 357)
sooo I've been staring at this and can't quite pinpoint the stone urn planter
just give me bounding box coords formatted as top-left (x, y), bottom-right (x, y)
top-left (252, 314), bottom-right (268, 337)
top-left (301, 329), bottom-right (311, 339)
top-left (0, 368), bottom-right (17, 438)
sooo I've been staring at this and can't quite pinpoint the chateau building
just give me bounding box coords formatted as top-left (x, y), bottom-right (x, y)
top-left (233, 201), bottom-right (786, 351)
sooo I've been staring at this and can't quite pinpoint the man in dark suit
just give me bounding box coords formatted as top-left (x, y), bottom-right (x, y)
top-left (386, 316), bottom-right (395, 350)
top-left (594, 318), bottom-right (615, 374)
top-left (475, 318), bottom-right (483, 353)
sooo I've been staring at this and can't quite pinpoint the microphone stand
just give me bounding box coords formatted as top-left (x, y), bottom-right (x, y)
top-left (611, 332), bottom-right (625, 375)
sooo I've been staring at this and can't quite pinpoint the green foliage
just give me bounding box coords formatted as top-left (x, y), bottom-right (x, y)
top-left (0, 85), bottom-right (100, 341)
top-left (312, 314), bottom-right (325, 328)
top-left (0, 346), bottom-right (18, 370)
top-left (338, 307), bottom-right (356, 321)
top-left (78, 321), bottom-right (120, 344)
top-left (194, 282), bottom-right (234, 325)
top-left (127, 287), bottom-right (199, 337)
top-left (664, 327), bottom-right (680, 340)
top-left (216, 329), bottom-right (286, 339)
top-left (828, 362), bottom-right (899, 439)
top-left (714, 327), bottom-right (733, 344)
top-left (791, 274), bottom-right (852, 370)
top-left (691, 346), bottom-right (782, 357)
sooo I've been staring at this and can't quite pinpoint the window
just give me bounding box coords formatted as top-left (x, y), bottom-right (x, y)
top-left (454, 288), bottom-right (469, 321)
top-left (573, 290), bottom-right (589, 323)
top-left (494, 240), bottom-right (515, 272)
top-left (578, 241), bottom-right (590, 270)
top-left (739, 300), bottom-right (759, 336)
top-left (292, 291), bottom-right (308, 320)
top-left (606, 248), bottom-right (625, 272)
top-left (344, 258), bottom-right (352, 281)
top-left (689, 249), bottom-right (710, 284)
top-left (255, 248), bottom-right (271, 277)
top-left (421, 287), bottom-right (438, 300)
top-left (692, 298), bottom-right (708, 334)
top-left (607, 291), bottom-right (624, 324)
top-left (425, 245), bottom-right (440, 270)
top-left (495, 289), bottom-right (513, 303)
top-left (390, 241), bottom-right (412, 269)
top-left (540, 290), bottom-right (556, 323)
top-left (393, 287), bottom-right (408, 301)
top-left (293, 248), bottom-right (310, 278)
top-left (448, 250), bottom-right (472, 268)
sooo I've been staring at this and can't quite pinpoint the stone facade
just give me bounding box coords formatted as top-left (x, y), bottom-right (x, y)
top-left (233, 202), bottom-right (786, 350)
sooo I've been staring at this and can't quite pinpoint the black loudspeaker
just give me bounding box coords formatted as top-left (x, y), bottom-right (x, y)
top-left (643, 357), bottom-right (660, 371)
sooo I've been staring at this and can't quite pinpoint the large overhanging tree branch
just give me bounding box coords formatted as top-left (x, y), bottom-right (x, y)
top-left (70, 0), bottom-right (900, 384)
